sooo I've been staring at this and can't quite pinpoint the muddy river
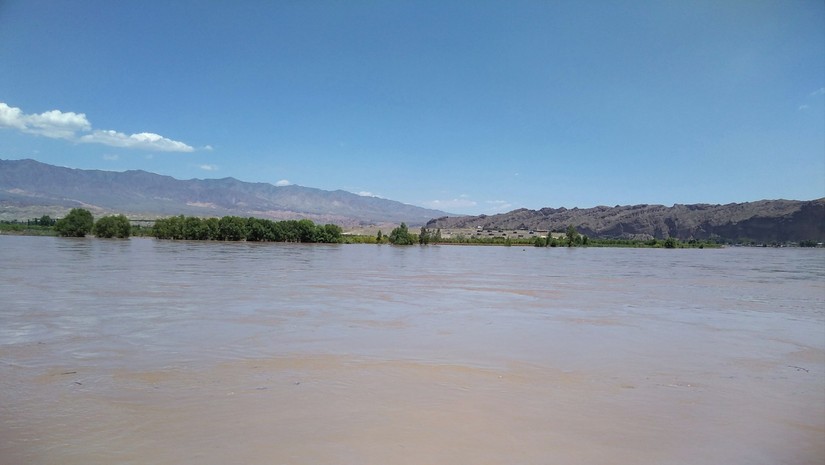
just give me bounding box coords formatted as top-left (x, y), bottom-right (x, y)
top-left (1, 236), bottom-right (823, 464)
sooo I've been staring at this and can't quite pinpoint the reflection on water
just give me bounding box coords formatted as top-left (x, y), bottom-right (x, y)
top-left (1, 236), bottom-right (823, 465)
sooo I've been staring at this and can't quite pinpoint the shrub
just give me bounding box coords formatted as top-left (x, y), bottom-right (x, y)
top-left (93, 214), bottom-right (131, 238)
top-left (55, 208), bottom-right (94, 237)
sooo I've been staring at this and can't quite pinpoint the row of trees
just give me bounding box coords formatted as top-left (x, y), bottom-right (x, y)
top-left (49, 208), bottom-right (341, 243)
top-left (151, 215), bottom-right (342, 243)
top-left (53, 208), bottom-right (132, 238)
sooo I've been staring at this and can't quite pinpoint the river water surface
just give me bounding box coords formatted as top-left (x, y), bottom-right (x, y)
top-left (1, 236), bottom-right (823, 464)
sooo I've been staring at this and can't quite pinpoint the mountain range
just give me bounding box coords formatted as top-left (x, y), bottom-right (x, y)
top-left (2, 158), bottom-right (823, 242)
top-left (0, 159), bottom-right (448, 226)
top-left (427, 200), bottom-right (824, 243)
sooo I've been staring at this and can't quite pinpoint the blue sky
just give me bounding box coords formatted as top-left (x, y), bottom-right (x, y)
top-left (1, 0), bottom-right (823, 215)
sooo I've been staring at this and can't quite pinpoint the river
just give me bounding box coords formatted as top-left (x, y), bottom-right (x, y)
top-left (1, 236), bottom-right (823, 464)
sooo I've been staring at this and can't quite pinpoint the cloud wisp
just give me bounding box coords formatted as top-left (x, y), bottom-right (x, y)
top-left (356, 191), bottom-right (383, 198)
top-left (424, 197), bottom-right (479, 210)
top-left (0, 102), bottom-right (194, 152)
top-left (275, 179), bottom-right (292, 187)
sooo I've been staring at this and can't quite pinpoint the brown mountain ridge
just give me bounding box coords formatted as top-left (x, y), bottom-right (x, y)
top-left (428, 200), bottom-right (824, 243)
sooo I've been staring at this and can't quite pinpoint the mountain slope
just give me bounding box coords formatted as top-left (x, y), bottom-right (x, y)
top-left (427, 200), bottom-right (825, 243)
top-left (0, 159), bottom-right (448, 226)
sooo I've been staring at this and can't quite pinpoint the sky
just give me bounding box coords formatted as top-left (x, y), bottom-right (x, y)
top-left (1, 0), bottom-right (823, 215)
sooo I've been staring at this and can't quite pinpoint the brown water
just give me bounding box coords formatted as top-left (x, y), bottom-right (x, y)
top-left (1, 236), bottom-right (823, 464)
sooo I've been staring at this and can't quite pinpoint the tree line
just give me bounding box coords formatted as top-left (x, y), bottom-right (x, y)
top-left (152, 215), bottom-right (342, 243)
top-left (35, 208), bottom-right (342, 243)
top-left (1, 208), bottom-right (804, 248)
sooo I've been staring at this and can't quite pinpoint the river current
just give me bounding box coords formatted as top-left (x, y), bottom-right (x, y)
top-left (1, 236), bottom-right (823, 464)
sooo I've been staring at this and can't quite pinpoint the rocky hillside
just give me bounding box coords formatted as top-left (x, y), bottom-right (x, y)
top-left (0, 159), bottom-right (448, 226)
top-left (427, 200), bottom-right (825, 243)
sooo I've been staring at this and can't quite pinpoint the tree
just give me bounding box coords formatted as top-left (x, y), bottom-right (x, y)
top-left (388, 222), bottom-right (414, 245)
top-left (664, 236), bottom-right (678, 249)
top-left (419, 226), bottom-right (430, 245)
top-left (316, 224), bottom-right (342, 243)
top-left (204, 217), bottom-right (220, 240)
top-left (376, 230), bottom-right (383, 243)
top-left (296, 219), bottom-right (317, 242)
top-left (93, 214), bottom-right (131, 238)
top-left (565, 225), bottom-right (580, 247)
top-left (218, 216), bottom-right (247, 241)
top-left (245, 217), bottom-right (269, 242)
top-left (183, 216), bottom-right (207, 240)
top-left (55, 208), bottom-right (94, 237)
top-left (152, 215), bottom-right (184, 239)
top-left (39, 215), bottom-right (55, 226)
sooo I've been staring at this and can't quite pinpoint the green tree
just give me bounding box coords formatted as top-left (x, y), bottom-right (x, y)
top-left (39, 215), bottom-right (55, 226)
top-left (388, 222), bottom-right (414, 245)
top-left (218, 216), bottom-right (247, 241)
top-left (245, 217), bottom-right (269, 242)
top-left (664, 236), bottom-right (678, 249)
top-left (419, 226), bottom-right (430, 245)
top-left (296, 219), bottom-right (317, 242)
top-left (317, 223), bottom-right (343, 243)
top-left (183, 216), bottom-right (207, 240)
top-left (565, 225), bottom-right (580, 247)
top-left (152, 215), bottom-right (184, 239)
top-left (55, 208), bottom-right (94, 237)
top-left (93, 214), bottom-right (131, 238)
top-left (376, 230), bottom-right (383, 243)
top-left (203, 217), bottom-right (220, 240)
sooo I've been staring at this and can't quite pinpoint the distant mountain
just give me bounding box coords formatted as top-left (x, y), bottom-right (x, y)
top-left (0, 159), bottom-right (449, 226)
top-left (427, 200), bottom-right (825, 243)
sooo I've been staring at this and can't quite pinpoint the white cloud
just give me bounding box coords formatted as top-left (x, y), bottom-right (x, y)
top-left (0, 102), bottom-right (91, 139)
top-left (357, 191), bottom-right (379, 197)
top-left (79, 130), bottom-right (194, 152)
top-left (798, 104), bottom-right (810, 111)
top-left (810, 87), bottom-right (825, 97)
top-left (199, 164), bottom-right (218, 171)
top-left (102, 154), bottom-right (119, 161)
top-left (275, 179), bottom-right (291, 187)
top-left (424, 198), bottom-right (479, 209)
top-left (0, 103), bottom-right (25, 130)
top-left (203, 145), bottom-right (214, 151)
top-left (0, 101), bottom-right (194, 152)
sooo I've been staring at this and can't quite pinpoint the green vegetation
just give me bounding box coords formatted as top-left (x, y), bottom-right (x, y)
top-left (151, 215), bottom-right (342, 243)
top-left (388, 222), bottom-right (414, 245)
top-left (0, 222), bottom-right (57, 236)
top-left (93, 214), bottom-right (132, 238)
top-left (0, 211), bottom-right (813, 249)
top-left (565, 225), bottom-right (580, 246)
top-left (54, 208), bottom-right (94, 237)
